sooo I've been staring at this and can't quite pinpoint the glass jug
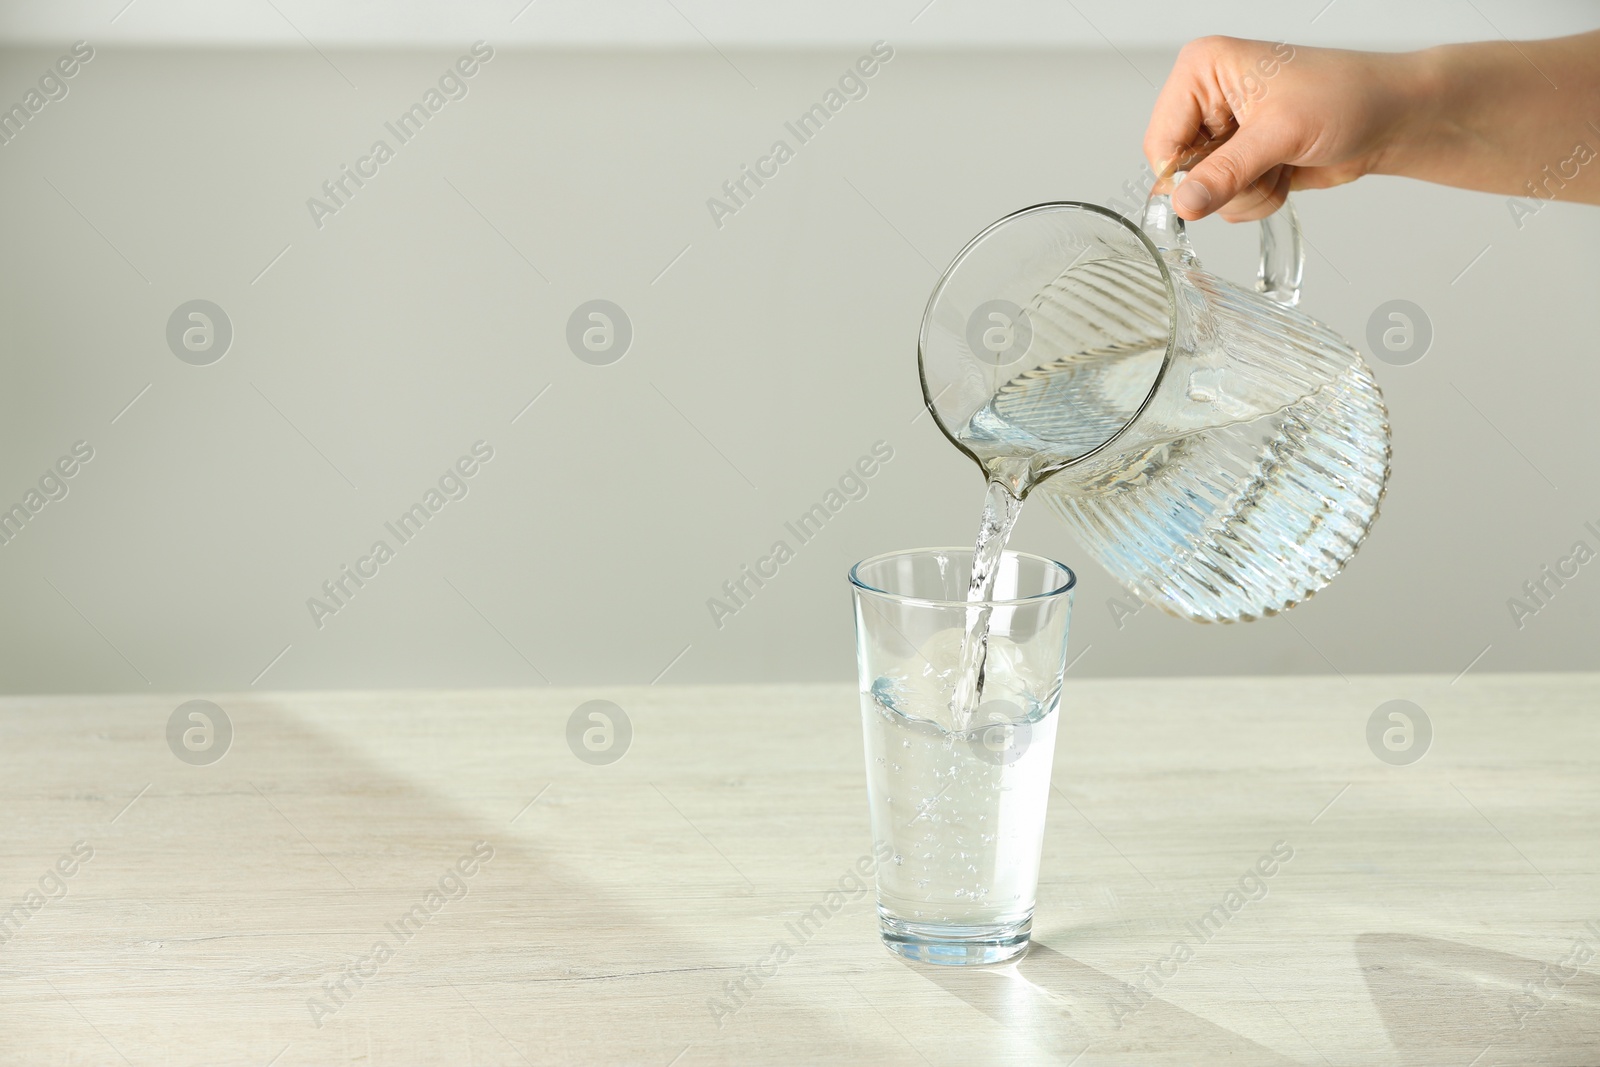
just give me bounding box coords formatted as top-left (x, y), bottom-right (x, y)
top-left (918, 175), bottom-right (1391, 622)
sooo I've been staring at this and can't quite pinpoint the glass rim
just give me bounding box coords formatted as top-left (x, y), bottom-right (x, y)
top-left (916, 199), bottom-right (1180, 488)
top-left (848, 546), bottom-right (1077, 607)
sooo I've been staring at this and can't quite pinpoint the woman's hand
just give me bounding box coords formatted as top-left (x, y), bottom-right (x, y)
top-left (1145, 32), bottom-right (1600, 221)
top-left (1144, 36), bottom-right (1422, 221)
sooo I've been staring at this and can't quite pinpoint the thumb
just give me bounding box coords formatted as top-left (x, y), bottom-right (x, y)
top-left (1171, 122), bottom-right (1302, 220)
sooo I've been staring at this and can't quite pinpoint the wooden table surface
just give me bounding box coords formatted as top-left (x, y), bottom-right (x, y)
top-left (3, 674), bottom-right (1598, 1066)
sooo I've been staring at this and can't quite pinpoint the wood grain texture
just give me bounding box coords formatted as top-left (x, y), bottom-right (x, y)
top-left (1, 674), bottom-right (1597, 1065)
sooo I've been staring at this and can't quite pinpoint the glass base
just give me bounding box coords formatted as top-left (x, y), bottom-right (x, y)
top-left (879, 912), bottom-right (1032, 966)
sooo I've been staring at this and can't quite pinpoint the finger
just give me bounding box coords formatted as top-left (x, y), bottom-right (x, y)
top-left (1144, 95), bottom-right (1209, 179)
top-left (1143, 55), bottom-right (1237, 177)
top-left (1171, 121), bottom-right (1303, 220)
top-left (1215, 163), bottom-right (1292, 222)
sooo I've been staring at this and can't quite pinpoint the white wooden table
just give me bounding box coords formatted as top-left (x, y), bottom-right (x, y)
top-left (3, 675), bottom-right (1597, 1065)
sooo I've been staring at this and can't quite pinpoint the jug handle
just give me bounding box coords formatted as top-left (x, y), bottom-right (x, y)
top-left (1140, 170), bottom-right (1305, 308)
top-left (1257, 197), bottom-right (1305, 308)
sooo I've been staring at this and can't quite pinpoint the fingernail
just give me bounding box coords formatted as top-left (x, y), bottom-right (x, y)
top-left (1173, 179), bottom-right (1212, 216)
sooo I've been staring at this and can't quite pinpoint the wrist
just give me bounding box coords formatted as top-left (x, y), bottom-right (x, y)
top-left (1371, 44), bottom-right (1457, 179)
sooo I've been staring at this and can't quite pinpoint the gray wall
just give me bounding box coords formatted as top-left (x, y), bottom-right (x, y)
top-left (0, 43), bottom-right (1596, 693)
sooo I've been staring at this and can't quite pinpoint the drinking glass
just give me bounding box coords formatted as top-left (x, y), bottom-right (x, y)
top-left (849, 547), bottom-right (1075, 965)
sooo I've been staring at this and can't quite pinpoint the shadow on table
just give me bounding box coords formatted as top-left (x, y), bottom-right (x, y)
top-left (1356, 932), bottom-right (1600, 1066)
top-left (911, 942), bottom-right (1300, 1065)
top-left (42, 693), bottom-right (916, 1066)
